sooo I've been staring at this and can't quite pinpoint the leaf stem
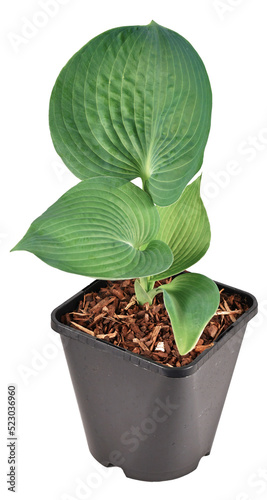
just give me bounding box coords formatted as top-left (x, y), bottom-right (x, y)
top-left (139, 277), bottom-right (149, 292)
top-left (135, 278), bottom-right (161, 305)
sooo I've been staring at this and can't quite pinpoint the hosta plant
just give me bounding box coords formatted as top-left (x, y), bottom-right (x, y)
top-left (12, 21), bottom-right (220, 356)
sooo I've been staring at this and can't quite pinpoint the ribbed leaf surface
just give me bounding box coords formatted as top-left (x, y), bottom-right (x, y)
top-left (49, 21), bottom-right (212, 206)
top-left (152, 176), bottom-right (210, 281)
top-left (12, 179), bottom-right (173, 279)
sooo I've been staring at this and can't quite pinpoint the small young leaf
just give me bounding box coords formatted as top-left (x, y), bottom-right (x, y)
top-left (151, 176), bottom-right (210, 281)
top-left (135, 278), bottom-right (161, 305)
top-left (12, 178), bottom-right (173, 279)
top-left (159, 273), bottom-right (220, 355)
top-left (49, 22), bottom-right (212, 206)
top-left (134, 280), bottom-right (153, 305)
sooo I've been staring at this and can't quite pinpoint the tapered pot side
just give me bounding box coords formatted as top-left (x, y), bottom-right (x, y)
top-left (51, 279), bottom-right (257, 481)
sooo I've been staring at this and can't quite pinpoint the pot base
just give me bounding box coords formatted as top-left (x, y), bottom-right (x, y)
top-left (95, 451), bottom-right (208, 481)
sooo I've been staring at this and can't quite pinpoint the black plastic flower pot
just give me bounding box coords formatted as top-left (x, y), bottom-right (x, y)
top-left (51, 279), bottom-right (257, 482)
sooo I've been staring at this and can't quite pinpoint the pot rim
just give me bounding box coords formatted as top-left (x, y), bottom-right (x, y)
top-left (51, 279), bottom-right (258, 378)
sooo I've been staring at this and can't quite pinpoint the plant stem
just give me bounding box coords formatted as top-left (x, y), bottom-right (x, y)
top-left (135, 278), bottom-right (160, 306)
top-left (135, 278), bottom-right (153, 305)
top-left (139, 276), bottom-right (149, 292)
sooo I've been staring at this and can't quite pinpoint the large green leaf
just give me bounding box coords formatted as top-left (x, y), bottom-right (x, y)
top-left (159, 273), bottom-right (220, 355)
top-left (12, 178), bottom-right (173, 279)
top-left (49, 21), bottom-right (212, 206)
top-left (151, 176), bottom-right (211, 281)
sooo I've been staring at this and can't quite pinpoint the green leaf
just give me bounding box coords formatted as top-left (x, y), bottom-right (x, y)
top-left (151, 176), bottom-right (210, 281)
top-left (134, 279), bottom-right (153, 305)
top-left (49, 21), bottom-right (212, 206)
top-left (134, 278), bottom-right (162, 305)
top-left (159, 273), bottom-right (220, 355)
top-left (12, 178), bottom-right (173, 279)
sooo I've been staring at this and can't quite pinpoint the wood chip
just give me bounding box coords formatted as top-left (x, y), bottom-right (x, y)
top-left (125, 296), bottom-right (137, 310)
top-left (194, 343), bottom-right (214, 353)
top-left (111, 288), bottom-right (125, 300)
top-left (71, 312), bottom-right (88, 317)
top-left (133, 338), bottom-right (150, 352)
top-left (70, 322), bottom-right (95, 336)
top-left (205, 325), bottom-right (217, 338)
top-left (139, 333), bottom-right (152, 343)
top-left (154, 351), bottom-right (168, 359)
top-left (131, 323), bottom-right (143, 335)
top-left (90, 296), bottom-right (116, 315)
top-left (150, 326), bottom-right (161, 351)
top-left (96, 332), bottom-right (117, 340)
top-left (223, 299), bottom-right (237, 322)
top-left (216, 310), bottom-right (242, 317)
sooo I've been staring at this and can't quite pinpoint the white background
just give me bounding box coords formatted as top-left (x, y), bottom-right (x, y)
top-left (1, 1), bottom-right (267, 499)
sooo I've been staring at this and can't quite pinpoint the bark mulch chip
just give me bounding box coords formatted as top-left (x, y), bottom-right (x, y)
top-left (61, 277), bottom-right (250, 367)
